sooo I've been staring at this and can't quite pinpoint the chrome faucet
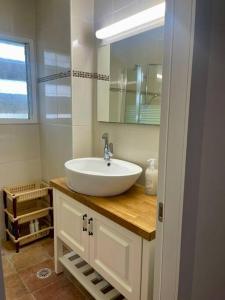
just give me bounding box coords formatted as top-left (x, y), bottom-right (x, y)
top-left (102, 133), bottom-right (113, 161)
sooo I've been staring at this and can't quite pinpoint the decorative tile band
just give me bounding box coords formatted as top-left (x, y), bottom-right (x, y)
top-left (38, 70), bottom-right (71, 83)
top-left (73, 70), bottom-right (109, 81)
top-left (38, 70), bottom-right (110, 83)
top-left (96, 73), bottom-right (110, 81)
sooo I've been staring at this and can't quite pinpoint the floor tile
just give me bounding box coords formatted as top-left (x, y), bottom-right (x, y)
top-left (4, 274), bottom-right (29, 300)
top-left (2, 256), bottom-right (17, 277)
top-left (1, 240), bottom-right (16, 257)
top-left (32, 276), bottom-right (86, 300)
top-left (18, 259), bottom-right (60, 292)
top-left (17, 295), bottom-right (34, 300)
top-left (2, 238), bottom-right (91, 299)
top-left (65, 270), bottom-right (94, 300)
top-left (9, 245), bottom-right (51, 271)
top-left (40, 238), bottom-right (54, 258)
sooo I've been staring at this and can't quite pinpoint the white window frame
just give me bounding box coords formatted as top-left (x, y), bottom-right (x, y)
top-left (0, 34), bottom-right (38, 124)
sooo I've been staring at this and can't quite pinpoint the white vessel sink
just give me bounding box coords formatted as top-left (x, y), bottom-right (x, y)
top-left (65, 158), bottom-right (142, 197)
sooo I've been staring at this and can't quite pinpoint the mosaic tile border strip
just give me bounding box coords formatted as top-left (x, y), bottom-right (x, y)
top-left (38, 70), bottom-right (71, 83)
top-left (73, 70), bottom-right (110, 81)
top-left (38, 70), bottom-right (110, 83)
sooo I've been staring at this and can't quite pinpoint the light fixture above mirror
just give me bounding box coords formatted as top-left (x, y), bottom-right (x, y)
top-left (95, 2), bottom-right (165, 43)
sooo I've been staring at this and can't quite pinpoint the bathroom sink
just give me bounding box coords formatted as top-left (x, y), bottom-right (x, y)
top-left (64, 158), bottom-right (142, 196)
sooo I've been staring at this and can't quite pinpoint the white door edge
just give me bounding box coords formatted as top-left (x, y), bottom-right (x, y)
top-left (154, 0), bottom-right (196, 299)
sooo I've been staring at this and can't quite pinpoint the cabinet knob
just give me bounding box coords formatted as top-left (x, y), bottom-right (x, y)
top-left (82, 214), bottom-right (87, 231)
top-left (88, 218), bottom-right (93, 236)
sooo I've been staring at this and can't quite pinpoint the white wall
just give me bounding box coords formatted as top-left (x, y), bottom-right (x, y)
top-left (0, 0), bottom-right (41, 239)
top-left (70, 0), bottom-right (94, 158)
top-left (94, 0), bottom-right (163, 183)
top-left (36, 0), bottom-right (72, 181)
top-left (179, 0), bottom-right (225, 299)
top-left (37, 0), bottom-right (94, 181)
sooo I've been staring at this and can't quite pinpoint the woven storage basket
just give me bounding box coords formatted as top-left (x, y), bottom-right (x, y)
top-left (4, 182), bottom-right (50, 203)
top-left (20, 230), bottom-right (50, 245)
top-left (6, 198), bottom-right (51, 224)
top-left (3, 181), bottom-right (53, 252)
top-left (6, 228), bottom-right (51, 246)
top-left (7, 217), bottom-right (52, 246)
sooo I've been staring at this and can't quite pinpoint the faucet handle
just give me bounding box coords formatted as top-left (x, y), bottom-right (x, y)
top-left (109, 143), bottom-right (113, 155)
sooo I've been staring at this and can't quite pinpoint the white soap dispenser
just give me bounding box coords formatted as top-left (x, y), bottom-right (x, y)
top-left (145, 158), bottom-right (158, 195)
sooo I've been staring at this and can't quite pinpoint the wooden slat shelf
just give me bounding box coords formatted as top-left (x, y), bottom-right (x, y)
top-left (59, 251), bottom-right (126, 300)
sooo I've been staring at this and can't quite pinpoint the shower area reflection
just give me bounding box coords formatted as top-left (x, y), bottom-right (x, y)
top-left (97, 26), bottom-right (164, 125)
top-left (109, 64), bottom-right (162, 124)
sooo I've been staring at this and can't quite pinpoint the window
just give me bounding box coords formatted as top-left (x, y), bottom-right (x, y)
top-left (0, 38), bottom-right (36, 121)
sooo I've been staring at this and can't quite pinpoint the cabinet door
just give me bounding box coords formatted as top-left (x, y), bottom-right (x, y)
top-left (54, 191), bottom-right (89, 262)
top-left (89, 211), bottom-right (142, 300)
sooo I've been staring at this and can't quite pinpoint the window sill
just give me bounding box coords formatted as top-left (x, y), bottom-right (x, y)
top-left (0, 118), bottom-right (39, 125)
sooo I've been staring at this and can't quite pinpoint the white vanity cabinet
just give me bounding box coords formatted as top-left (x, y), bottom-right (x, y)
top-left (54, 189), bottom-right (155, 300)
top-left (54, 190), bottom-right (89, 261)
top-left (89, 210), bottom-right (142, 300)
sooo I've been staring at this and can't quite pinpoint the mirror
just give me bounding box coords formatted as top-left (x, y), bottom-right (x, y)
top-left (97, 27), bottom-right (164, 125)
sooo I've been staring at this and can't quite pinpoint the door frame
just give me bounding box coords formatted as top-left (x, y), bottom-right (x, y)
top-left (0, 251), bottom-right (5, 300)
top-left (154, 0), bottom-right (196, 299)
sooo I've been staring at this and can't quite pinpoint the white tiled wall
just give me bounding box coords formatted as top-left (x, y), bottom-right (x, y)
top-left (37, 0), bottom-right (95, 181)
top-left (36, 0), bottom-right (71, 78)
top-left (0, 124), bottom-right (41, 188)
top-left (0, 0), bottom-right (41, 238)
top-left (0, 0), bottom-right (37, 39)
top-left (38, 78), bottom-right (72, 125)
top-left (93, 0), bottom-right (162, 183)
top-left (36, 0), bottom-right (73, 182)
top-left (70, 0), bottom-right (94, 157)
top-left (39, 123), bottom-right (72, 180)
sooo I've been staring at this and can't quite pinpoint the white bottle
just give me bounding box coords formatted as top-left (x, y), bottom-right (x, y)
top-left (145, 158), bottom-right (158, 195)
top-left (34, 219), bottom-right (39, 232)
top-left (29, 220), bottom-right (35, 233)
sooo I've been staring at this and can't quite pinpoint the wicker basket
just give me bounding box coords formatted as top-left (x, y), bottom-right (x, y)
top-left (5, 198), bottom-right (52, 224)
top-left (4, 182), bottom-right (50, 203)
top-left (3, 181), bottom-right (53, 252)
top-left (6, 217), bottom-right (53, 246)
top-left (6, 227), bottom-right (52, 246)
top-left (20, 230), bottom-right (50, 245)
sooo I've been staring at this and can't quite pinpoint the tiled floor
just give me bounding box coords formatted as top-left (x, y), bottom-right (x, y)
top-left (1, 238), bottom-right (93, 300)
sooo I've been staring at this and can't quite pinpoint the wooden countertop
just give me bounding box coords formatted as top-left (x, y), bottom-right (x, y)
top-left (50, 178), bottom-right (157, 241)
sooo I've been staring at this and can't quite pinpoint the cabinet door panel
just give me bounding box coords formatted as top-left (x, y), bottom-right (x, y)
top-left (90, 211), bottom-right (142, 300)
top-left (54, 191), bottom-right (89, 262)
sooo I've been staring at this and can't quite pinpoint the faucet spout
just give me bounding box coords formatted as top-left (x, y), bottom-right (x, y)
top-left (102, 133), bottom-right (113, 161)
top-left (102, 133), bottom-right (108, 145)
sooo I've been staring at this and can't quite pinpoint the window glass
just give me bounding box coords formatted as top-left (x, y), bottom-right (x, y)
top-left (0, 40), bottom-right (32, 119)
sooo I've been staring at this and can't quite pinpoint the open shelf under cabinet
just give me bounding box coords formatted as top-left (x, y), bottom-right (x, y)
top-left (59, 251), bottom-right (126, 300)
